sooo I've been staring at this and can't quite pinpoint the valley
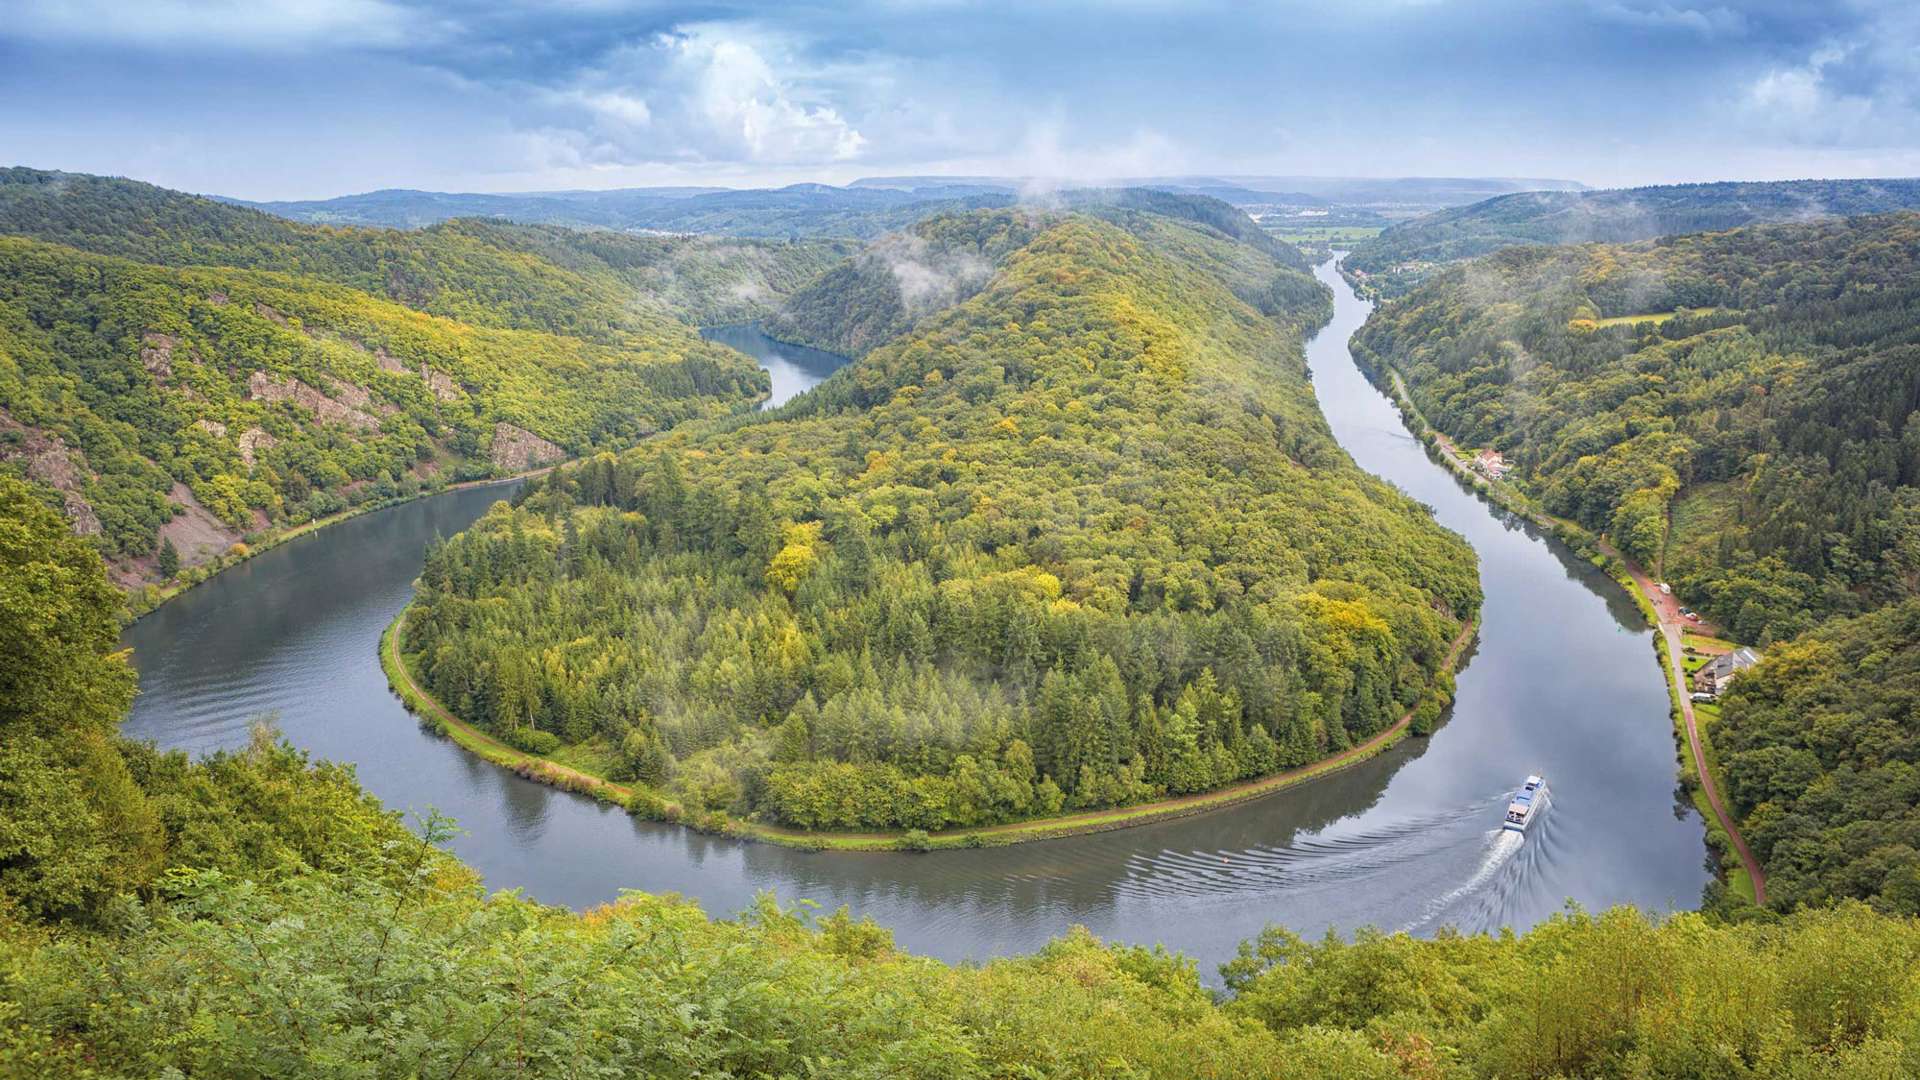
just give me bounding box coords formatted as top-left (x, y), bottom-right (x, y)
top-left (121, 252), bottom-right (1708, 975)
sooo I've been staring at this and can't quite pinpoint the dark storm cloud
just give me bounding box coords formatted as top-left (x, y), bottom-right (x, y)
top-left (2, 1), bottom-right (1915, 198)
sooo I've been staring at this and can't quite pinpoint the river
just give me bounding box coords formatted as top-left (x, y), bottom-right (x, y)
top-left (123, 272), bottom-right (1708, 976)
top-left (700, 324), bottom-right (849, 410)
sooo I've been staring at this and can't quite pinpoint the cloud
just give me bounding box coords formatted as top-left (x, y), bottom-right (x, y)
top-left (1739, 2), bottom-right (1920, 147)
top-left (1590, 3), bottom-right (1749, 37)
top-left (523, 25), bottom-right (869, 168)
top-left (2, 0), bottom-right (430, 50)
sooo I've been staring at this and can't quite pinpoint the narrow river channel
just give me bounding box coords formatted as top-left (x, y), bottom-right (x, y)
top-left (123, 269), bottom-right (1709, 976)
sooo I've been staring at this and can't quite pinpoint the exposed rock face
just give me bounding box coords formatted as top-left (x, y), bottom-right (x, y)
top-left (328, 379), bottom-right (370, 409)
top-left (253, 302), bottom-right (290, 327)
top-left (157, 481), bottom-right (241, 566)
top-left (420, 365), bottom-right (462, 401)
top-left (490, 423), bottom-right (564, 472)
top-left (208, 291), bottom-right (229, 306)
top-left (0, 410), bottom-right (101, 536)
top-left (374, 346), bottom-right (406, 373)
top-left (140, 332), bottom-right (177, 378)
top-left (193, 419), bottom-right (228, 438)
top-left (247, 371), bottom-right (381, 431)
top-left (237, 426), bottom-right (276, 469)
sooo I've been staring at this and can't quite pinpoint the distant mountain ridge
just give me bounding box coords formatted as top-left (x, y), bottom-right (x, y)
top-left (224, 174), bottom-right (1592, 232)
top-left (236, 182), bottom-right (1014, 234)
top-left (1345, 177), bottom-right (1920, 297)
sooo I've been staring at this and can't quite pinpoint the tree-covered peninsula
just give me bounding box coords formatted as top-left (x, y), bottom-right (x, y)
top-left (400, 205), bottom-right (1480, 834)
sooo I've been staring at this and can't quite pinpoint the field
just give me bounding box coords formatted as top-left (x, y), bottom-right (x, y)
top-left (1262, 224), bottom-right (1384, 246)
top-left (1589, 305), bottom-right (1725, 328)
top-left (1662, 481), bottom-right (1740, 575)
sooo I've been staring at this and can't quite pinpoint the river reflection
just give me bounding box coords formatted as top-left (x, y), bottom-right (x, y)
top-left (124, 261), bottom-right (1708, 978)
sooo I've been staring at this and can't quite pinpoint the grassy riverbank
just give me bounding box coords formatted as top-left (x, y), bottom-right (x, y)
top-left (382, 604), bottom-right (1476, 852)
top-left (1368, 359), bottom-right (1763, 902)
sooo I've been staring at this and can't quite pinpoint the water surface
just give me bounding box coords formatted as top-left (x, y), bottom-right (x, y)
top-left (701, 324), bottom-right (849, 409)
top-left (125, 263), bottom-right (1707, 975)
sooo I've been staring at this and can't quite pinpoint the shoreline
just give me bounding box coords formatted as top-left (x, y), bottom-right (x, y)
top-left (381, 604), bottom-right (1476, 853)
top-left (124, 460), bottom-right (565, 623)
top-left (1355, 349), bottom-right (1766, 904)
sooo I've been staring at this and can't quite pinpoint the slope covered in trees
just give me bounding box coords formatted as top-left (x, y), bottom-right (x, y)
top-left (0, 168), bottom-right (874, 586)
top-left (0, 168), bottom-right (845, 339)
top-left (1354, 212), bottom-right (1920, 646)
top-left (0, 236), bottom-right (766, 582)
top-left (765, 193), bottom-right (1322, 359)
top-left (401, 207), bottom-right (1477, 833)
top-left (6, 473), bottom-right (1920, 1077)
top-left (1354, 211), bottom-right (1920, 913)
top-left (1346, 178), bottom-right (1920, 298)
top-left (1717, 599), bottom-right (1920, 915)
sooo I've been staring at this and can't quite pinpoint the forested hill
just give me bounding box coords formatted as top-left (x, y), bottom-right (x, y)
top-left (0, 167), bottom-right (846, 337)
top-left (0, 167), bottom-right (816, 591)
top-left (764, 193), bottom-right (1320, 358)
top-left (1354, 211), bottom-right (1920, 644)
top-left (9, 467), bottom-right (1920, 1080)
top-left (0, 237), bottom-right (766, 583)
top-left (1353, 212), bottom-right (1920, 914)
top-left (240, 180), bottom-right (1012, 236)
top-left (1345, 177), bottom-right (1920, 297)
top-left (403, 207), bottom-right (1478, 834)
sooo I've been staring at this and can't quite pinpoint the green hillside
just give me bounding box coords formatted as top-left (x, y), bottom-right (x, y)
top-left (6, 467), bottom-right (1920, 1078)
top-left (400, 207), bottom-right (1476, 833)
top-left (0, 169), bottom-right (891, 592)
top-left (764, 193), bottom-right (1323, 359)
top-left (1345, 178), bottom-right (1920, 298)
top-left (0, 167), bottom-right (845, 339)
top-left (0, 236), bottom-right (766, 582)
top-left (1354, 211), bottom-right (1920, 912)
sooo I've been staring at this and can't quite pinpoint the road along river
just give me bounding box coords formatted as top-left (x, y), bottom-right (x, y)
top-left (124, 282), bottom-right (1709, 975)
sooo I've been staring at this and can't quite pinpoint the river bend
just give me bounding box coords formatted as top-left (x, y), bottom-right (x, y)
top-left (124, 275), bottom-right (1708, 973)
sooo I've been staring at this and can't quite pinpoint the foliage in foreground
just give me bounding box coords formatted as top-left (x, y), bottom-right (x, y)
top-left (6, 406), bottom-right (1920, 1079)
top-left (403, 209), bottom-right (1476, 832)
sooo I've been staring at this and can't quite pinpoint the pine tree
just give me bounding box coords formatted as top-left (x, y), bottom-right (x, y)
top-left (156, 537), bottom-right (180, 579)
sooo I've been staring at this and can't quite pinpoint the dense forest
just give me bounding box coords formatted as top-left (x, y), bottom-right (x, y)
top-left (766, 191), bottom-right (1319, 359)
top-left (1354, 212), bottom-right (1920, 646)
top-left (0, 168), bottom-right (846, 339)
top-left (399, 205), bottom-right (1477, 833)
top-left (0, 168), bottom-right (865, 588)
top-left (1345, 179), bottom-right (1920, 298)
top-left (1717, 599), bottom-right (1920, 915)
top-left (0, 236), bottom-right (765, 581)
top-left (1354, 211), bottom-right (1920, 913)
top-left (7, 467), bottom-right (1920, 1077)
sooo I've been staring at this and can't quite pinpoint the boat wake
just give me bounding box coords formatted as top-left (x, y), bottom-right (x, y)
top-left (1403, 787), bottom-right (1557, 933)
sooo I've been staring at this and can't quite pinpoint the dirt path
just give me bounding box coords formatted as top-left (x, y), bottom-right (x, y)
top-left (385, 608), bottom-right (1476, 850)
top-left (1606, 546), bottom-right (1768, 905)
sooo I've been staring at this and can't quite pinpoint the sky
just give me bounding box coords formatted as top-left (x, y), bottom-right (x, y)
top-left (2, 0), bottom-right (1917, 200)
